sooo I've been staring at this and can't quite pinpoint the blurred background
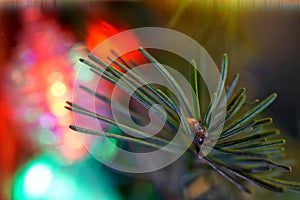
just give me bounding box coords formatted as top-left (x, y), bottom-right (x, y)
top-left (0, 0), bottom-right (300, 199)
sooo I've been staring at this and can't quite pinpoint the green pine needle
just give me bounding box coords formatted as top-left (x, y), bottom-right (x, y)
top-left (67, 48), bottom-right (300, 194)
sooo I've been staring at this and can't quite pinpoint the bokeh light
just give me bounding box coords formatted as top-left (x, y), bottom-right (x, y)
top-left (37, 130), bottom-right (57, 146)
top-left (13, 156), bottom-right (77, 200)
top-left (13, 155), bottom-right (122, 200)
top-left (45, 173), bottom-right (75, 200)
top-left (63, 131), bottom-right (84, 150)
top-left (90, 126), bottom-right (120, 163)
top-left (60, 130), bottom-right (87, 161)
top-left (49, 101), bottom-right (68, 117)
top-left (39, 114), bottom-right (56, 129)
top-left (23, 164), bottom-right (53, 197)
top-left (73, 61), bottom-right (94, 82)
top-left (50, 82), bottom-right (67, 97)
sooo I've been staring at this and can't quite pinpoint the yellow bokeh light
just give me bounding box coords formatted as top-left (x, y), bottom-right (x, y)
top-left (50, 101), bottom-right (68, 116)
top-left (50, 82), bottom-right (66, 97)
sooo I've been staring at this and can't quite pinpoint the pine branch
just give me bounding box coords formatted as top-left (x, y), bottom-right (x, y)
top-left (67, 48), bottom-right (300, 195)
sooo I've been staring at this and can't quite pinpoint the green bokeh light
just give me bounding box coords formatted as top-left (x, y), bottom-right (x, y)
top-left (70, 44), bottom-right (94, 82)
top-left (37, 130), bottom-right (57, 146)
top-left (13, 154), bottom-right (123, 200)
top-left (91, 126), bottom-right (120, 163)
top-left (74, 62), bottom-right (94, 82)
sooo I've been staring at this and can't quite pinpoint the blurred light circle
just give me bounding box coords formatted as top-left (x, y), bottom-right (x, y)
top-left (61, 131), bottom-right (86, 161)
top-left (50, 82), bottom-right (66, 97)
top-left (74, 62), bottom-right (94, 82)
top-left (38, 130), bottom-right (57, 146)
top-left (50, 101), bottom-right (68, 116)
top-left (63, 131), bottom-right (84, 150)
top-left (23, 164), bottom-right (53, 196)
top-left (39, 114), bottom-right (55, 129)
